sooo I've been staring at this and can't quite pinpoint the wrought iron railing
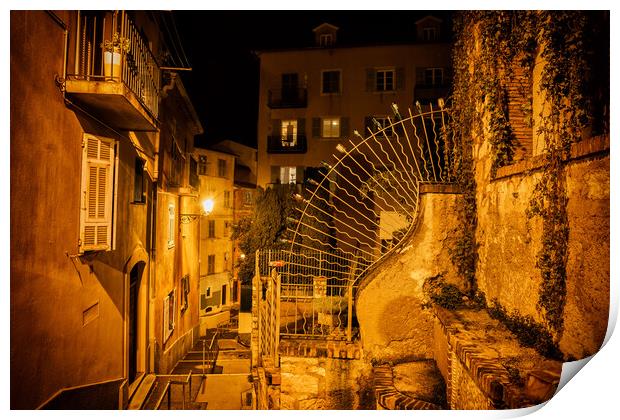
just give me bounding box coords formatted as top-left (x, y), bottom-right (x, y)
top-left (268, 88), bottom-right (308, 108)
top-left (257, 268), bottom-right (280, 366)
top-left (267, 135), bottom-right (308, 154)
top-left (68, 11), bottom-right (160, 118)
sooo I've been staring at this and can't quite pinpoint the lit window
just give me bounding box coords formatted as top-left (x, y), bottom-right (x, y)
top-left (376, 69), bottom-right (395, 92)
top-left (321, 70), bottom-right (341, 94)
top-left (243, 191), bottom-right (253, 205)
top-left (281, 120), bottom-right (298, 146)
top-left (322, 118), bottom-right (340, 138)
top-left (280, 166), bottom-right (297, 184)
top-left (424, 68), bottom-right (444, 86)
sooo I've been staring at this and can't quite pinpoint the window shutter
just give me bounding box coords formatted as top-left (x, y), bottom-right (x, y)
top-left (270, 166), bottom-right (280, 183)
top-left (272, 119), bottom-right (281, 136)
top-left (296, 166), bottom-right (305, 184)
top-left (80, 134), bottom-right (115, 253)
top-left (312, 117), bottom-right (321, 138)
top-left (396, 67), bottom-right (405, 90)
top-left (366, 69), bottom-right (376, 91)
top-left (297, 118), bottom-right (306, 137)
top-left (340, 117), bottom-right (349, 138)
top-left (416, 68), bottom-right (425, 85)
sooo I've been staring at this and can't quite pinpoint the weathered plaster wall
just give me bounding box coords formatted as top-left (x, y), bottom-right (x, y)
top-left (475, 142), bottom-right (610, 359)
top-left (356, 192), bottom-right (461, 364)
top-left (279, 356), bottom-right (371, 409)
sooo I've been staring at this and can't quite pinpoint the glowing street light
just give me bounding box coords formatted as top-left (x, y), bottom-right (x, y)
top-left (180, 198), bottom-right (215, 224)
top-left (202, 198), bottom-right (214, 216)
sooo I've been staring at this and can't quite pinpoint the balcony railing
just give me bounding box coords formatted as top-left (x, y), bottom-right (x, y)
top-left (67, 11), bottom-right (160, 121)
top-left (267, 134), bottom-right (307, 154)
top-left (267, 88), bottom-right (308, 109)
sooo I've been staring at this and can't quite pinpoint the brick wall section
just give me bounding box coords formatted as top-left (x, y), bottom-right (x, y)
top-left (372, 366), bottom-right (441, 410)
top-left (507, 63), bottom-right (533, 162)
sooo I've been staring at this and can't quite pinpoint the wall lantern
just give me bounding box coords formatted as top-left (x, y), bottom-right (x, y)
top-left (180, 198), bottom-right (214, 224)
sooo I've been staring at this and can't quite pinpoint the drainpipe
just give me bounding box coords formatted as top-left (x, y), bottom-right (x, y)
top-left (149, 178), bottom-right (158, 372)
top-left (46, 11), bottom-right (68, 91)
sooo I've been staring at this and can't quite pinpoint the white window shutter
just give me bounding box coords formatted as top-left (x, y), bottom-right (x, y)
top-left (79, 134), bottom-right (115, 253)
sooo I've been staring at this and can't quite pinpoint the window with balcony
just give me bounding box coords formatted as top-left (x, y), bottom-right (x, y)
top-left (79, 134), bottom-right (117, 253)
top-left (321, 70), bottom-right (341, 94)
top-left (281, 120), bottom-right (298, 146)
top-left (376, 69), bottom-right (395, 92)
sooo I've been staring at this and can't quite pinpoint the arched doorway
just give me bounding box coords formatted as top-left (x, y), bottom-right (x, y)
top-left (128, 261), bottom-right (147, 385)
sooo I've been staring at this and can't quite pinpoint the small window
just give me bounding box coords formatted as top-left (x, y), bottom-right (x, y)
top-left (208, 220), bottom-right (216, 238)
top-left (322, 117), bottom-right (341, 138)
top-left (207, 255), bottom-right (216, 274)
top-left (243, 191), bottom-right (253, 205)
top-left (280, 166), bottom-right (297, 185)
top-left (163, 289), bottom-right (175, 343)
top-left (198, 156), bottom-right (208, 175)
top-left (424, 68), bottom-right (444, 86)
top-left (168, 204), bottom-right (175, 248)
top-left (218, 159), bottom-right (227, 178)
top-left (319, 33), bottom-right (333, 47)
top-left (423, 26), bottom-right (439, 41)
top-left (321, 70), bottom-right (341, 94)
top-left (221, 284), bottom-right (227, 306)
top-left (224, 191), bottom-right (231, 208)
top-left (376, 69), bottom-right (395, 92)
top-left (373, 117), bottom-right (393, 136)
top-left (180, 275), bottom-right (189, 312)
top-left (133, 157), bottom-right (146, 203)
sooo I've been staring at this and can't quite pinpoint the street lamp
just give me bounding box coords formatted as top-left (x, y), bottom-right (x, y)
top-left (180, 198), bottom-right (214, 224)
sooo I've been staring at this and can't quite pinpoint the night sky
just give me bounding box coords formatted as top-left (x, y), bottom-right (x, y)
top-left (173, 11), bottom-right (453, 148)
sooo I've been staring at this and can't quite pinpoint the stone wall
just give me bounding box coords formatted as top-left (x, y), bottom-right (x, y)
top-left (279, 355), bottom-right (371, 409)
top-left (475, 136), bottom-right (610, 359)
top-left (356, 192), bottom-right (462, 364)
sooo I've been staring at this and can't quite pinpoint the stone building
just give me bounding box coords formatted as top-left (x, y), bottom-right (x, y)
top-left (10, 10), bottom-right (203, 409)
top-left (194, 146), bottom-right (236, 331)
top-left (255, 16), bottom-right (452, 188)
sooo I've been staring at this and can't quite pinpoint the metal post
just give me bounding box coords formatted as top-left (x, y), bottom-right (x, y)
top-left (347, 282), bottom-right (353, 342)
top-left (167, 380), bottom-right (171, 410)
top-left (202, 339), bottom-right (206, 378)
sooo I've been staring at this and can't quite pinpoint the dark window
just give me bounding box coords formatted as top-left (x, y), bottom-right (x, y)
top-left (221, 284), bottom-right (227, 305)
top-left (198, 156), bottom-right (208, 175)
top-left (208, 220), bottom-right (215, 238)
top-left (424, 68), bottom-right (443, 86)
top-left (133, 157), bottom-right (146, 203)
top-left (189, 157), bottom-right (199, 189)
top-left (322, 70), bottom-right (340, 94)
top-left (207, 255), bottom-right (215, 274)
top-left (376, 69), bottom-right (395, 91)
top-left (218, 159), bottom-right (227, 177)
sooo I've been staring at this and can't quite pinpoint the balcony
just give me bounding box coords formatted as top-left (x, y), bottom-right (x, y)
top-left (267, 88), bottom-right (307, 109)
top-left (65, 11), bottom-right (160, 131)
top-left (267, 135), bottom-right (307, 154)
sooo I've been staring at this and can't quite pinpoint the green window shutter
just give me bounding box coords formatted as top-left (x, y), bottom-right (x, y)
top-left (396, 67), bottom-right (405, 90)
top-left (366, 69), bottom-right (376, 91)
top-left (312, 117), bottom-right (321, 138)
top-left (80, 134), bottom-right (115, 253)
top-left (340, 117), bottom-right (349, 138)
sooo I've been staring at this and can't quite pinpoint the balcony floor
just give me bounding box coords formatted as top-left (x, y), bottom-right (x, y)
top-left (65, 79), bottom-right (158, 131)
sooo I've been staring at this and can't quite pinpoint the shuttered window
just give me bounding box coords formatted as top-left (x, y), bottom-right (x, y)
top-left (79, 134), bottom-right (116, 253)
top-left (168, 204), bottom-right (175, 248)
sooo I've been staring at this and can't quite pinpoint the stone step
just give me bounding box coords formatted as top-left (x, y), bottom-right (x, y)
top-left (128, 374), bottom-right (156, 410)
top-left (373, 362), bottom-right (445, 410)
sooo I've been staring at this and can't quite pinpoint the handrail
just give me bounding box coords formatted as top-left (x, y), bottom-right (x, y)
top-left (155, 380), bottom-right (172, 410)
top-left (169, 370), bottom-right (193, 410)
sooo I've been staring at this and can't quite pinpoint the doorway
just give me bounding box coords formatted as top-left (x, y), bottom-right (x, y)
top-left (128, 262), bottom-right (146, 385)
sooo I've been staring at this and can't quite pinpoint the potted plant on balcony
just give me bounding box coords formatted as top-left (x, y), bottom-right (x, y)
top-left (101, 32), bottom-right (129, 79)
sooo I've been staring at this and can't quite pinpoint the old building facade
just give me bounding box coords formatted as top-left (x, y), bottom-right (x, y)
top-left (10, 10), bottom-right (203, 409)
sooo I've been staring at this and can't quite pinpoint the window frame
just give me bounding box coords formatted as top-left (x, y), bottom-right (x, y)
top-left (208, 220), bottom-right (216, 238)
top-left (168, 203), bottom-right (175, 248)
top-left (279, 166), bottom-right (297, 185)
top-left (424, 67), bottom-right (444, 87)
top-left (375, 68), bottom-right (395, 92)
top-left (321, 117), bottom-right (341, 138)
top-left (207, 254), bottom-right (216, 275)
top-left (217, 158), bottom-right (227, 178)
top-left (321, 69), bottom-right (342, 95)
